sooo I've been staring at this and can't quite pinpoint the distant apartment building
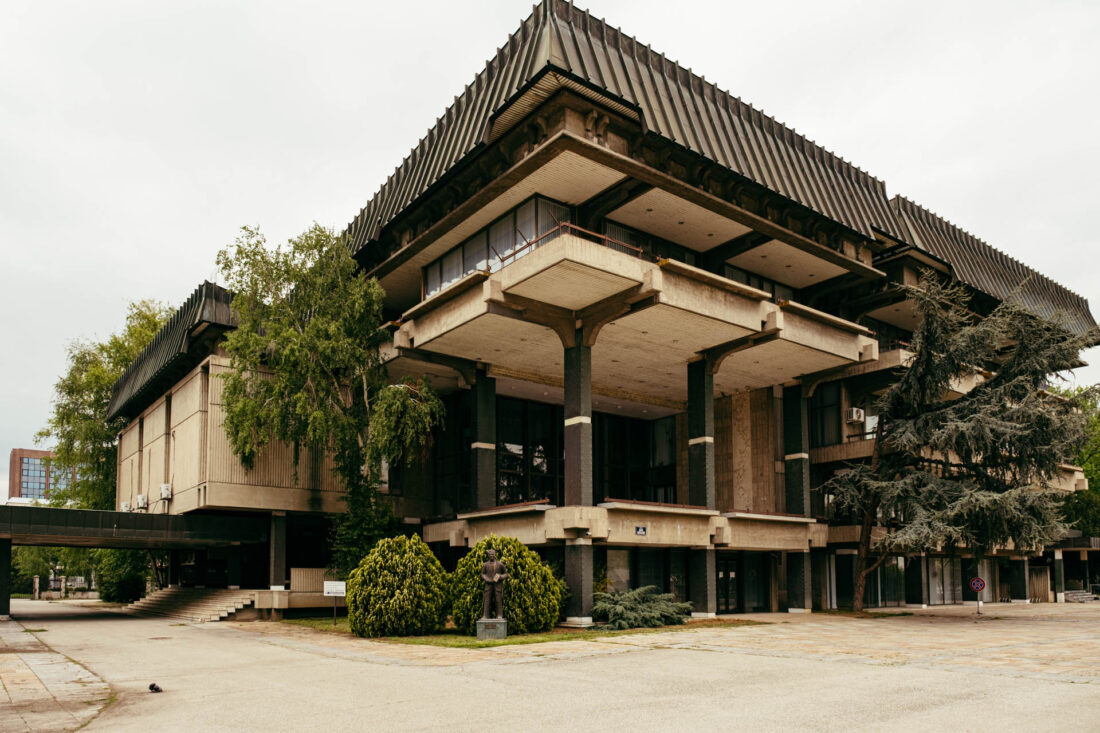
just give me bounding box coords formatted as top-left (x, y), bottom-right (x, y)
top-left (8, 448), bottom-right (70, 503)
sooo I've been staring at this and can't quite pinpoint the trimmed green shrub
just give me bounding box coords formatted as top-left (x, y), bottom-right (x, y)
top-left (95, 549), bottom-right (148, 603)
top-left (346, 535), bottom-right (449, 637)
top-left (592, 585), bottom-right (694, 630)
top-left (451, 535), bottom-right (563, 635)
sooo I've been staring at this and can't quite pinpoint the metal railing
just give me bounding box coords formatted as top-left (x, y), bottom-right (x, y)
top-left (495, 222), bottom-right (646, 268)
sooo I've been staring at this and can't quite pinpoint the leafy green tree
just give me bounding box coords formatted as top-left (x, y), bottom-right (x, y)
top-left (826, 275), bottom-right (1097, 610)
top-left (215, 225), bottom-right (444, 576)
top-left (450, 535), bottom-right (564, 635)
top-left (1059, 386), bottom-right (1100, 536)
top-left (346, 535), bottom-right (450, 637)
top-left (94, 549), bottom-right (148, 603)
top-left (37, 300), bottom-right (171, 509)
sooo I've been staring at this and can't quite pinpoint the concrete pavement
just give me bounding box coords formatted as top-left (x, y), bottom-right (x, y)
top-left (2, 599), bottom-right (1099, 731)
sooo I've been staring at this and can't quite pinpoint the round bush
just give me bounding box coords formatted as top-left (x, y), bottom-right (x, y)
top-left (346, 535), bottom-right (449, 637)
top-left (451, 535), bottom-right (563, 635)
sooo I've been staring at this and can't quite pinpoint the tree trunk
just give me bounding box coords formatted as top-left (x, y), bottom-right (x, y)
top-left (852, 497), bottom-right (878, 612)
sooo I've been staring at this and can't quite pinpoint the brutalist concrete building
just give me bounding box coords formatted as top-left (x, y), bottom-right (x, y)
top-left (108, 0), bottom-right (1096, 619)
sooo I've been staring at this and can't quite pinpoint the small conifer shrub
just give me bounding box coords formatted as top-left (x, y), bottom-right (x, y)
top-left (592, 585), bottom-right (694, 630)
top-left (450, 535), bottom-right (563, 635)
top-left (346, 535), bottom-right (449, 637)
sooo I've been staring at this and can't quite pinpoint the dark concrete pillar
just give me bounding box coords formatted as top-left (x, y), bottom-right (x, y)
top-left (564, 540), bottom-right (593, 624)
top-left (687, 360), bottom-right (715, 509)
top-left (168, 550), bottom-right (181, 587)
top-left (564, 331), bottom-right (593, 507)
top-left (193, 550), bottom-right (208, 589)
top-left (269, 512), bottom-right (287, 590)
top-left (786, 550), bottom-right (812, 612)
top-left (227, 547), bottom-right (242, 590)
top-left (918, 555), bottom-right (930, 607)
top-left (1010, 558), bottom-right (1030, 602)
top-left (0, 538), bottom-right (11, 619)
top-left (1053, 549), bottom-right (1065, 603)
top-left (470, 369), bottom-right (497, 509)
top-left (782, 386), bottom-right (811, 516)
top-left (689, 548), bottom-right (717, 616)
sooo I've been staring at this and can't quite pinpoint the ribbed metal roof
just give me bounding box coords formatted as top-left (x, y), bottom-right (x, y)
top-left (107, 281), bottom-right (235, 421)
top-left (345, 0), bottom-right (904, 255)
top-left (891, 196), bottom-right (1095, 334)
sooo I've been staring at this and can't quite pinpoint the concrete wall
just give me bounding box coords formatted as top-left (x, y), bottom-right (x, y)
top-left (115, 356), bottom-right (347, 515)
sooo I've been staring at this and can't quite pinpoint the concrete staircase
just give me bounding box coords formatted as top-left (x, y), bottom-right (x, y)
top-left (125, 587), bottom-right (257, 622)
top-left (1064, 590), bottom-right (1097, 603)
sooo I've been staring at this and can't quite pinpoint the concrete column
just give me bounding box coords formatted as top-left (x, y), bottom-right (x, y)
top-left (786, 550), bottom-right (812, 612)
top-left (782, 386), bottom-right (811, 516)
top-left (193, 552), bottom-right (208, 589)
top-left (470, 369), bottom-right (497, 509)
top-left (918, 555), bottom-right (930, 607)
top-left (689, 547), bottom-right (717, 617)
top-left (1010, 558), bottom-right (1030, 602)
top-left (0, 538), bottom-right (11, 619)
top-left (227, 547), bottom-right (242, 590)
top-left (1053, 549), bottom-right (1065, 603)
top-left (168, 550), bottom-right (181, 587)
top-left (564, 539), bottom-right (593, 625)
top-left (687, 360), bottom-right (715, 509)
top-left (564, 331), bottom-right (593, 507)
top-left (33, 575), bottom-right (40, 601)
top-left (269, 512), bottom-right (287, 590)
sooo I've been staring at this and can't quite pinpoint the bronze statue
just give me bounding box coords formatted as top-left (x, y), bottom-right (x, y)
top-left (480, 549), bottom-right (508, 620)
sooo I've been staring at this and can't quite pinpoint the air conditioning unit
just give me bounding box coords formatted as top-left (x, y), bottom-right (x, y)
top-left (120, 502), bottom-right (131, 512)
top-left (159, 483), bottom-right (173, 500)
top-left (135, 494), bottom-right (149, 509)
top-left (845, 407), bottom-right (866, 424)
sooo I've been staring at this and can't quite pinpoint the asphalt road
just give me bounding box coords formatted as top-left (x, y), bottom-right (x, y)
top-left (4, 600), bottom-right (1099, 732)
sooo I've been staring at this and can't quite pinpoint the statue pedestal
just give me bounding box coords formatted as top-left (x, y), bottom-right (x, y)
top-left (476, 618), bottom-right (507, 641)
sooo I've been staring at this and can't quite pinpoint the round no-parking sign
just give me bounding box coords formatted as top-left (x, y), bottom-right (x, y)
top-left (970, 577), bottom-right (986, 593)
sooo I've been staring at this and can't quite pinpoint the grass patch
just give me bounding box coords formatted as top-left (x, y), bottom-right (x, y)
top-left (10, 593), bottom-right (32, 599)
top-left (281, 616), bottom-right (765, 648)
top-left (815, 609), bottom-right (914, 619)
top-left (23, 628), bottom-right (47, 633)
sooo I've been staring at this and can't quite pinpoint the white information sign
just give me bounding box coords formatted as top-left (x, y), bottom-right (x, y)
top-left (323, 580), bottom-right (347, 597)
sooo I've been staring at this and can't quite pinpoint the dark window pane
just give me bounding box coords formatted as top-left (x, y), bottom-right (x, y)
top-left (441, 248), bottom-right (462, 287)
top-left (488, 215), bottom-right (513, 271)
top-left (424, 262), bottom-right (441, 297)
top-left (537, 198), bottom-right (571, 236)
top-left (515, 199), bottom-right (536, 253)
top-left (463, 232), bottom-right (487, 274)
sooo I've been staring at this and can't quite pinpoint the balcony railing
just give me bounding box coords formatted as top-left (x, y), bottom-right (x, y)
top-left (496, 222), bottom-right (646, 268)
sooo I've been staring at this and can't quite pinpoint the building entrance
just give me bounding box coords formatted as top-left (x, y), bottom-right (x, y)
top-left (716, 552), bottom-right (771, 613)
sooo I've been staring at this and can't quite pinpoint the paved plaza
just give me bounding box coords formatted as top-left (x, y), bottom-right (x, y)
top-left (2, 599), bottom-right (1098, 731)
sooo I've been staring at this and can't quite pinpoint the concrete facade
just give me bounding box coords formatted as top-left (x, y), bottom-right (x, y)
top-left (99, 0), bottom-right (1095, 617)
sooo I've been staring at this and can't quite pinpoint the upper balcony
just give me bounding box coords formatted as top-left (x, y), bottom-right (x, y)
top-left (392, 221), bottom-right (878, 410)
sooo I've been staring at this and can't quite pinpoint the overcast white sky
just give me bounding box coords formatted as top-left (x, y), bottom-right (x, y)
top-left (2, 0), bottom-right (1098, 499)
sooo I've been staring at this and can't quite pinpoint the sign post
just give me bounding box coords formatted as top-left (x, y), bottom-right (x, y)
top-left (969, 576), bottom-right (985, 615)
top-left (323, 580), bottom-right (347, 625)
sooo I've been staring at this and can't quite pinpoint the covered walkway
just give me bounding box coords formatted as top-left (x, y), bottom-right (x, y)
top-left (1, 505), bottom-right (269, 619)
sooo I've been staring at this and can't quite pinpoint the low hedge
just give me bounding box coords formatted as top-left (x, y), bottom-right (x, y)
top-left (346, 535), bottom-right (449, 637)
top-left (450, 535), bottom-right (563, 635)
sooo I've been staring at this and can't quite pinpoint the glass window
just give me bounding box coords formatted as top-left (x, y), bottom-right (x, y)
top-left (424, 262), bottom-right (441, 297)
top-left (515, 199), bottom-right (536, 252)
top-left (441, 248), bottom-right (462, 288)
top-left (811, 382), bottom-right (841, 447)
top-left (463, 232), bottom-right (486, 274)
top-left (488, 215), bottom-right (514, 271)
top-left (537, 198), bottom-right (571, 236)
